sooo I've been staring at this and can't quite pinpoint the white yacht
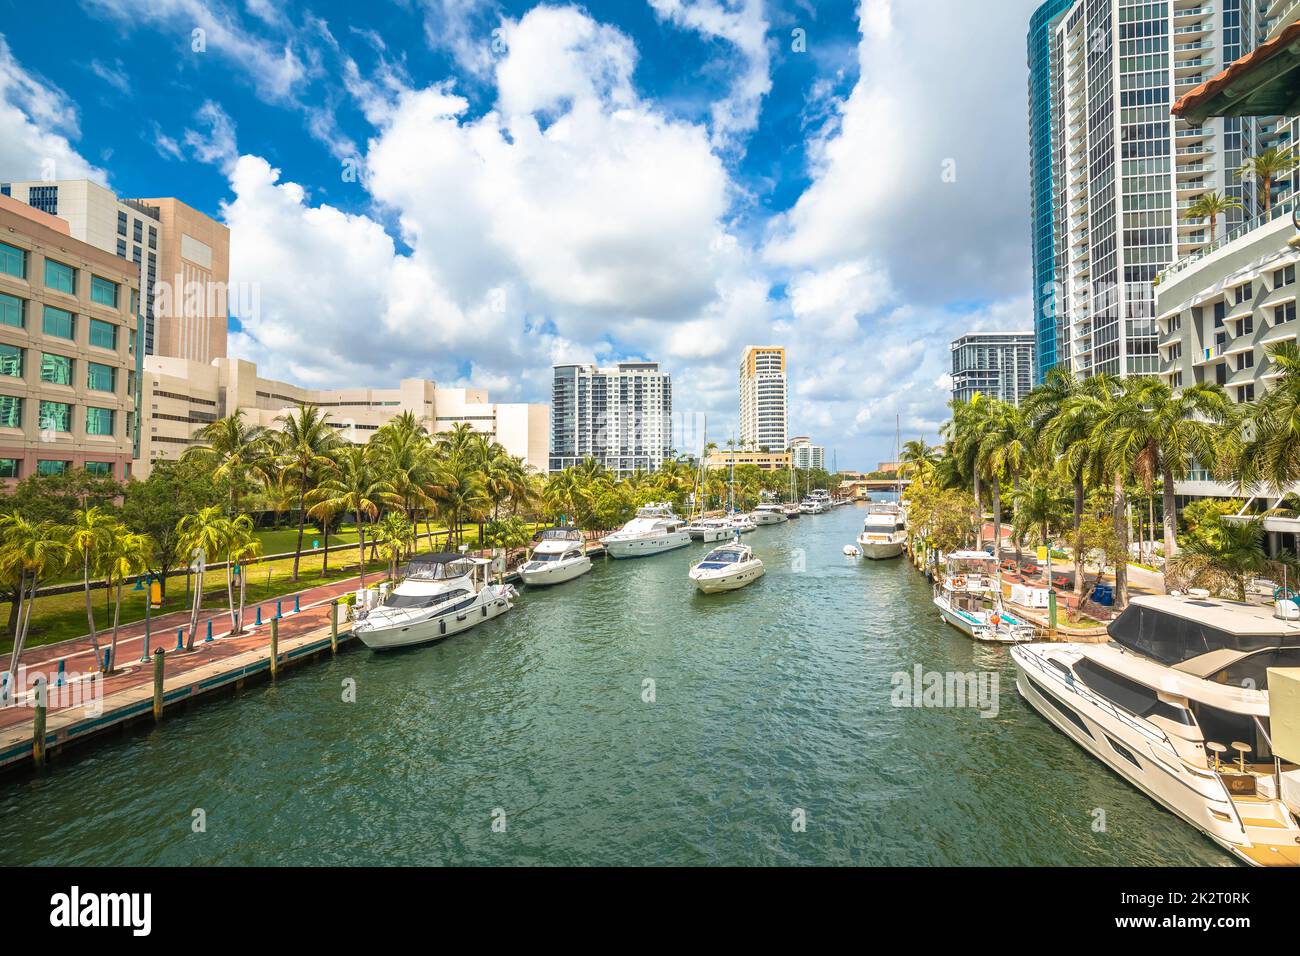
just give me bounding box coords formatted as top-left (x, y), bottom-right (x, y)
top-left (782, 503), bottom-right (802, 520)
top-left (751, 503), bottom-right (788, 526)
top-left (1012, 594), bottom-right (1300, 867)
top-left (519, 528), bottom-right (592, 587)
top-left (689, 539), bottom-right (765, 593)
top-left (857, 503), bottom-right (907, 560)
top-left (728, 511), bottom-right (757, 534)
top-left (934, 551), bottom-right (1036, 643)
top-left (799, 496), bottom-right (827, 515)
top-left (687, 516), bottom-right (732, 543)
top-left (601, 503), bottom-right (692, 558)
top-left (353, 553), bottom-right (515, 650)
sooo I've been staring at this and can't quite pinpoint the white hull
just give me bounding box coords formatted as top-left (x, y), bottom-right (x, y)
top-left (602, 531), bottom-right (693, 558)
top-left (751, 511), bottom-right (787, 525)
top-left (1012, 644), bottom-right (1300, 866)
top-left (688, 525), bottom-right (731, 543)
top-left (356, 587), bottom-right (513, 650)
top-left (934, 595), bottom-right (1033, 643)
top-left (857, 537), bottom-right (906, 560)
top-left (691, 561), bottom-right (765, 593)
top-left (519, 556), bottom-right (592, 587)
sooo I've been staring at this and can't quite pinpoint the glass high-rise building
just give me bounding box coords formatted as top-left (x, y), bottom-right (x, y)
top-left (549, 362), bottom-right (673, 474)
top-left (1031, 0), bottom-right (1276, 380)
top-left (1028, 0), bottom-right (1076, 382)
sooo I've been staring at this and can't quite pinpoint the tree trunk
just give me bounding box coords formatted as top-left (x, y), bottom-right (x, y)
top-left (109, 582), bottom-right (123, 673)
top-left (1113, 469), bottom-right (1129, 608)
top-left (6, 595), bottom-right (18, 638)
top-left (357, 509), bottom-right (367, 588)
top-left (293, 483), bottom-right (306, 581)
top-left (1072, 473), bottom-right (1085, 596)
top-left (322, 520), bottom-right (330, 575)
top-left (186, 564), bottom-right (203, 651)
top-left (83, 551), bottom-right (102, 666)
top-left (1161, 466), bottom-right (1178, 559)
top-left (972, 472), bottom-right (982, 549)
top-left (991, 477), bottom-right (1002, 564)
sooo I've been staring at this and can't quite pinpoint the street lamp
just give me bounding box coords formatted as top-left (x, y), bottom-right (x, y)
top-left (136, 571), bottom-right (162, 662)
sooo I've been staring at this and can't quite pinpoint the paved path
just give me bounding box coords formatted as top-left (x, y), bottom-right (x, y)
top-left (0, 574), bottom-right (367, 734)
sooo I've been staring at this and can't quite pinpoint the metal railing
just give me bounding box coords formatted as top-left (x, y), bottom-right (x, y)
top-left (1159, 197), bottom-right (1299, 282)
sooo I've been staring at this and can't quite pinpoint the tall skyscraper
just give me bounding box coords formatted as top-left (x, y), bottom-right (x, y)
top-left (549, 361), bottom-right (673, 473)
top-left (1028, 0), bottom-right (1077, 382)
top-left (789, 436), bottom-right (824, 472)
top-left (0, 180), bottom-right (230, 363)
top-left (1033, 0), bottom-right (1273, 380)
top-left (950, 332), bottom-right (1035, 405)
top-left (738, 345), bottom-right (787, 451)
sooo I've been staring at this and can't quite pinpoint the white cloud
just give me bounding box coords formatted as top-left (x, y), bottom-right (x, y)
top-left (0, 35), bottom-right (107, 184)
top-left (89, 58), bottom-right (132, 95)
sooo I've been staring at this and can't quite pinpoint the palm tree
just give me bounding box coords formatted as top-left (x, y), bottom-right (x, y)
top-left (186, 409), bottom-right (271, 513)
top-left (373, 511), bottom-right (413, 580)
top-left (176, 506), bottom-right (230, 650)
top-left (897, 439), bottom-right (939, 484)
top-left (0, 514), bottom-right (69, 688)
top-left (375, 412), bottom-right (434, 548)
top-left (1238, 341), bottom-right (1300, 495)
top-left (1167, 517), bottom-right (1275, 601)
top-left (101, 526), bottom-right (151, 672)
top-left (427, 453), bottom-right (489, 548)
top-left (68, 506), bottom-right (117, 669)
top-left (1236, 146), bottom-right (1299, 218)
top-left (1011, 476), bottom-right (1070, 574)
top-left (976, 400), bottom-right (1032, 565)
top-left (227, 521), bottom-right (262, 634)
top-left (273, 404), bottom-right (340, 581)
top-left (313, 445), bottom-right (401, 587)
top-left (1182, 191), bottom-right (1242, 241)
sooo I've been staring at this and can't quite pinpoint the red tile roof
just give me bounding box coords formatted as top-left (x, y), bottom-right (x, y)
top-left (1173, 21), bottom-right (1300, 117)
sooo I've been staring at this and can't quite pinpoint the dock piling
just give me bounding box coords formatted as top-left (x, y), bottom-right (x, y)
top-left (205, 619), bottom-right (213, 643)
top-left (270, 617), bottom-right (279, 679)
top-left (276, 599), bottom-right (283, 620)
top-left (32, 677), bottom-right (47, 768)
top-left (256, 606), bottom-right (263, 626)
top-left (294, 594), bottom-right (301, 614)
top-left (55, 659), bottom-right (65, 687)
top-left (329, 601), bottom-right (338, 655)
top-left (152, 649), bottom-right (165, 721)
top-left (175, 629), bottom-right (184, 652)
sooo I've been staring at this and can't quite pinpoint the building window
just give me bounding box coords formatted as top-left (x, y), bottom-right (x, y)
top-left (0, 292), bottom-right (23, 329)
top-left (117, 211), bottom-right (127, 236)
top-left (90, 275), bottom-right (119, 309)
top-left (0, 458), bottom-right (18, 479)
top-left (1242, 384), bottom-right (1256, 402)
top-left (148, 226), bottom-right (157, 250)
top-left (85, 406), bottom-right (114, 436)
top-left (38, 400), bottom-right (71, 433)
top-left (1274, 264), bottom-right (1296, 289)
top-left (88, 319), bottom-right (117, 350)
top-left (0, 344), bottom-right (22, 378)
top-left (0, 395), bottom-right (21, 428)
top-left (28, 185), bottom-right (58, 215)
top-left (1242, 315), bottom-right (1254, 336)
top-left (44, 259), bottom-right (75, 295)
top-left (1172, 371), bottom-right (1183, 388)
top-left (1275, 302), bottom-right (1296, 324)
top-left (41, 306), bottom-right (74, 339)
top-left (40, 353), bottom-right (72, 386)
top-left (37, 460), bottom-right (69, 476)
top-left (115, 239), bottom-right (126, 258)
top-left (83, 461), bottom-right (112, 476)
top-left (0, 241), bottom-right (25, 279)
top-left (87, 362), bottom-right (116, 392)
top-left (133, 220), bottom-right (142, 243)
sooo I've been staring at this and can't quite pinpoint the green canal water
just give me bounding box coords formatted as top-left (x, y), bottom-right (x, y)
top-left (0, 502), bottom-right (1229, 866)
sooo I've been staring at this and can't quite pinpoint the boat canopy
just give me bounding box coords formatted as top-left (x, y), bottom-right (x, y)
top-left (403, 553), bottom-right (488, 580)
top-left (537, 528), bottom-right (584, 542)
top-left (1109, 596), bottom-right (1300, 667)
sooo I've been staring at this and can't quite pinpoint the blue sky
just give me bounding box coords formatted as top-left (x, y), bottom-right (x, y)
top-left (0, 0), bottom-right (1041, 468)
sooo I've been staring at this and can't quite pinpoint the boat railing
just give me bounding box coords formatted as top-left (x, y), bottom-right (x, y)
top-left (1020, 648), bottom-right (1172, 749)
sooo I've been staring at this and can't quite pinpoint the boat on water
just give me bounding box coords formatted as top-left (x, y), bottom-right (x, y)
top-left (751, 503), bottom-right (788, 526)
top-left (1012, 594), bottom-right (1300, 867)
top-left (689, 538), bottom-right (765, 593)
top-left (783, 504), bottom-right (802, 520)
top-left (602, 503), bottom-right (692, 558)
top-left (687, 516), bottom-right (732, 542)
top-left (353, 553), bottom-right (516, 650)
top-left (799, 496), bottom-right (827, 514)
top-left (728, 511), bottom-right (757, 534)
top-left (933, 551), bottom-right (1036, 643)
top-left (519, 528), bottom-right (592, 587)
top-left (857, 503), bottom-right (907, 560)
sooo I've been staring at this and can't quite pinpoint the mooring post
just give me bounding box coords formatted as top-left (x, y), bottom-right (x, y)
top-left (205, 619), bottom-right (213, 643)
top-left (152, 649), bottom-right (165, 721)
top-left (270, 617), bottom-right (279, 679)
top-left (294, 594), bottom-right (301, 614)
top-left (330, 600), bottom-right (338, 655)
top-left (32, 677), bottom-right (47, 768)
top-left (1048, 590), bottom-right (1059, 638)
top-left (175, 628), bottom-right (184, 652)
top-left (276, 599), bottom-right (283, 620)
top-left (55, 659), bottom-right (65, 687)
top-left (256, 605), bottom-right (263, 627)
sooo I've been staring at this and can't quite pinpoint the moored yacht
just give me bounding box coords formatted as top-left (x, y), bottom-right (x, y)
top-left (856, 503), bottom-right (907, 560)
top-left (689, 538), bottom-right (765, 593)
top-left (519, 528), bottom-right (592, 587)
top-left (601, 503), bottom-right (692, 558)
top-left (687, 516), bottom-right (732, 542)
top-left (1012, 594), bottom-right (1300, 867)
top-left (751, 503), bottom-right (788, 526)
top-left (933, 551), bottom-right (1035, 643)
top-left (799, 496), bottom-right (827, 514)
top-left (782, 503), bottom-right (802, 520)
top-left (728, 511), bottom-right (757, 534)
top-left (353, 553), bottom-right (515, 650)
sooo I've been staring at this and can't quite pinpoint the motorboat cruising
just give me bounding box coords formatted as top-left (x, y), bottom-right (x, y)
top-left (728, 511), bottom-right (757, 534)
top-left (856, 503), bottom-right (907, 560)
top-left (601, 503), bottom-right (692, 558)
top-left (751, 503), bottom-right (788, 526)
top-left (687, 516), bottom-right (732, 543)
top-left (519, 528), bottom-right (591, 587)
top-left (934, 551), bottom-right (1035, 643)
top-left (689, 538), bottom-right (765, 593)
top-left (353, 553), bottom-right (515, 650)
top-left (1012, 594), bottom-right (1300, 867)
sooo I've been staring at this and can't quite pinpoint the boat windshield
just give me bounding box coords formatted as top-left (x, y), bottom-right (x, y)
top-left (382, 587), bottom-right (470, 609)
top-left (702, 550), bottom-right (744, 565)
top-left (538, 529), bottom-right (582, 542)
top-left (1108, 603), bottom-right (1300, 666)
top-left (529, 552), bottom-right (563, 563)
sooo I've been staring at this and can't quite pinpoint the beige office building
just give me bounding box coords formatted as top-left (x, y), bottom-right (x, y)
top-left (0, 181), bottom-right (229, 363)
top-left (139, 357), bottom-right (549, 476)
top-left (704, 448), bottom-right (791, 472)
top-left (0, 195), bottom-right (139, 482)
